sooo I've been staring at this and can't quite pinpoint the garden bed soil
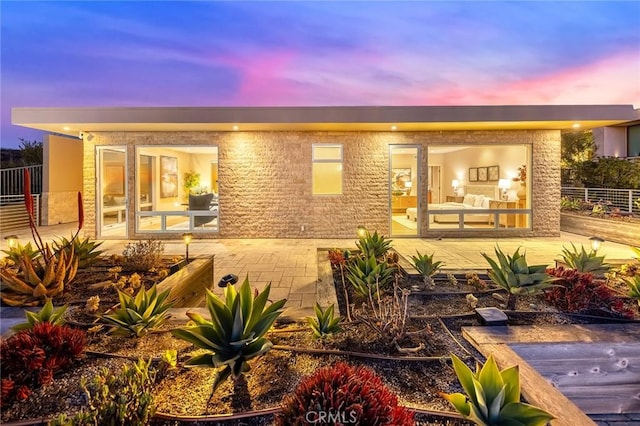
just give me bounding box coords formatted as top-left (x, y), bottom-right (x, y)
top-left (3, 257), bottom-right (639, 425)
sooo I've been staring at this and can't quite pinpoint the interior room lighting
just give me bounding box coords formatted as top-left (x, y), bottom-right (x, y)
top-left (451, 179), bottom-right (459, 195)
top-left (498, 179), bottom-right (511, 200)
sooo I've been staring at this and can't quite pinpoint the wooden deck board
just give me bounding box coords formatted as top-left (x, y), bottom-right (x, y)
top-left (462, 324), bottom-right (640, 424)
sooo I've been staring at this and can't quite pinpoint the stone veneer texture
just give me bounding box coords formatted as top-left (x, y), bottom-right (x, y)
top-left (82, 130), bottom-right (561, 238)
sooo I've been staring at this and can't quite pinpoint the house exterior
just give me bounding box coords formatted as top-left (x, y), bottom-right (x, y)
top-left (12, 105), bottom-right (637, 240)
top-left (593, 107), bottom-right (640, 159)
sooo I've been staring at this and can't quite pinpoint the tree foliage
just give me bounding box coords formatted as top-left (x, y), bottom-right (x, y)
top-left (561, 130), bottom-right (640, 189)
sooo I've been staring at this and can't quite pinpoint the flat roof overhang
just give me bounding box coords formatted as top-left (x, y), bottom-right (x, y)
top-left (11, 105), bottom-right (638, 137)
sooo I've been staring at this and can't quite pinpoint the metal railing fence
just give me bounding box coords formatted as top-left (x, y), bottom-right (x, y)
top-left (0, 165), bottom-right (43, 195)
top-left (561, 187), bottom-right (640, 215)
top-left (0, 194), bottom-right (40, 232)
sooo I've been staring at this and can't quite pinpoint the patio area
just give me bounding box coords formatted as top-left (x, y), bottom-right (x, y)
top-left (5, 223), bottom-right (637, 317)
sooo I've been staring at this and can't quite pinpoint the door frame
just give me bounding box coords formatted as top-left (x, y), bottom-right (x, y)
top-left (389, 145), bottom-right (421, 237)
top-left (96, 146), bottom-right (128, 239)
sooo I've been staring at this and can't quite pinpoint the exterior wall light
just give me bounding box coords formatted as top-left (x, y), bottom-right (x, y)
top-left (357, 225), bottom-right (367, 238)
top-left (589, 236), bottom-right (604, 253)
top-left (4, 235), bottom-right (18, 250)
top-left (182, 232), bottom-right (193, 263)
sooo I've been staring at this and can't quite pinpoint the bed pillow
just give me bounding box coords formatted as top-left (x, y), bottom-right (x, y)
top-left (473, 195), bottom-right (485, 207)
top-left (481, 197), bottom-right (491, 209)
top-left (463, 194), bottom-right (476, 206)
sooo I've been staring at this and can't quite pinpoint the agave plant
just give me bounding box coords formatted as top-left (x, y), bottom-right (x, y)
top-left (1, 241), bottom-right (41, 264)
top-left (0, 244), bottom-right (79, 306)
top-left (101, 285), bottom-right (174, 337)
top-left (11, 298), bottom-right (68, 332)
top-left (345, 254), bottom-right (396, 297)
top-left (410, 251), bottom-right (443, 288)
top-left (561, 243), bottom-right (610, 274)
top-left (481, 246), bottom-right (555, 310)
top-left (356, 230), bottom-right (393, 259)
top-left (54, 235), bottom-right (104, 269)
top-left (306, 302), bottom-right (342, 338)
top-left (441, 354), bottom-right (554, 426)
top-left (171, 276), bottom-right (286, 391)
top-left (626, 276), bottom-right (640, 307)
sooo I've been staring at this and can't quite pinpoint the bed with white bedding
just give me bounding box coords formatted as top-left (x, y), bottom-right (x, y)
top-left (406, 185), bottom-right (499, 224)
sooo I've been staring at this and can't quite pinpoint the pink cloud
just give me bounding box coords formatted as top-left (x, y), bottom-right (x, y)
top-left (414, 51), bottom-right (640, 107)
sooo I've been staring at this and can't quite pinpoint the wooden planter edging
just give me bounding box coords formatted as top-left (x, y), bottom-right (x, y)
top-left (157, 255), bottom-right (214, 307)
top-left (462, 324), bottom-right (640, 426)
top-left (560, 213), bottom-right (640, 246)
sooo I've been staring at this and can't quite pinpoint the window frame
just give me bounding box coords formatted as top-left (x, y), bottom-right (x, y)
top-left (312, 143), bottom-right (343, 195)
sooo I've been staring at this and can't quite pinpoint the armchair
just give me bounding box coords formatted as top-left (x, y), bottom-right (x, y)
top-left (188, 193), bottom-right (216, 227)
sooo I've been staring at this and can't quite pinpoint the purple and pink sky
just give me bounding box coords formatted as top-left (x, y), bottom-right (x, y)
top-left (2, 1), bottom-right (639, 149)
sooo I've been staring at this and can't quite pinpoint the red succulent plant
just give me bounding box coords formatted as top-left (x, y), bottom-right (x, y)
top-left (277, 362), bottom-right (414, 425)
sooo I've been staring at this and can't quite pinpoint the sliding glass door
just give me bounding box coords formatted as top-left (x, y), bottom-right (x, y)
top-left (390, 145), bottom-right (419, 237)
top-left (97, 146), bottom-right (128, 238)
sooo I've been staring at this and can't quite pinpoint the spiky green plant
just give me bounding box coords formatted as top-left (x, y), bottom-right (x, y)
top-left (306, 302), bottom-right (342, 338)
top-left (101, 285), bottom-right (174, 337)
top-left (356, 230), bottom-right (393, 259)
top-left (626, 276), bottom-right (640, 307)
top-left (1, 241), bottom-right (41, 264)
top-left (345, 254), bottom-right (396, 297)
top-left (171, 276), bottom-right (286, 391)
top-left (54, 235), bottom-right (104, 269)
top-left (561, 243), bottom-right (610, 274)
top-left (441, 354), bottom-right (555, 426)
top-left (11, 298), bottom-right (68, 332)
top-left (410, 251), bottom-right (443, 287)
top-left (481, 246), bottom-right (555, 310)
top-left (631, 246), bottom-right (640, 260)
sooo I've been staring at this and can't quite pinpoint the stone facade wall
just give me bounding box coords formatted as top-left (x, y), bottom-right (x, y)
top-left (41, 191), bottom-right (80, 225)
top-left (82, 129), bottom-right (561, 239)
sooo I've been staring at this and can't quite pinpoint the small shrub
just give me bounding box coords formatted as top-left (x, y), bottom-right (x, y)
top-left (53, 358), bottom-right (157, 426)
top-left (54, 235), bottom-right (104, 269)
top-left (0, 244), bottom-right (79, 306)
top-left (356, 230), bottom-right (393, 259)
top-left (465, 273), bottom-right (487, 290)
top-left (561, 243), bottom-right (610, 274)
top-left (306, 302), bottom-right (342, 338)
top-left (545, 267), bottom-right (634, 318)
top-left (560, 196), bottom-right (581, 211)
top-left (410, 251), bottom-right (443, 288)
top-left (11, 298), bottom-right (67, 332)
top-left (626, 276), bottom-right (640, 307)
top-left (346, 254), bottom-right (396, 297)
top-left (277, 362), bottom-right (414, 426)
top-left (101, 285), bottom-right (174, 337)
top-left (122, 239), bottom-right (164, 271)
top-left (0, 322), bottom-right (85, 407)
top-left (172, 276), bottom-right (286, 391)
top-left (481, 246), bottom-right (555, 310)
top-left (1, 241), bottom-right (41, 264)
top-left (441, 354), bottom-right (554, 426)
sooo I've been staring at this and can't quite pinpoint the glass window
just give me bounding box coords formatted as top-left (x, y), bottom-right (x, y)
top-left (135, 146), bottom-right (219, 233)
top-left (628, 125), bottom-right (640, 157)
top-left (427, 144), bottom-right (531, 230)
top-left (312, 144), bottom-right (342, 195)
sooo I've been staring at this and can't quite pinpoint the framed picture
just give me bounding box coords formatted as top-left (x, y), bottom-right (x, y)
top-left (392, 168), bottom-right (412, 189)
top-left (488, 165), bottom-right (500, 181)
top-left (478, 167), bottom-right (488, 182)
top-left (160, 156), bottom-right (178, 198)
top-left (469, 167), bottom-right (478, 182)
